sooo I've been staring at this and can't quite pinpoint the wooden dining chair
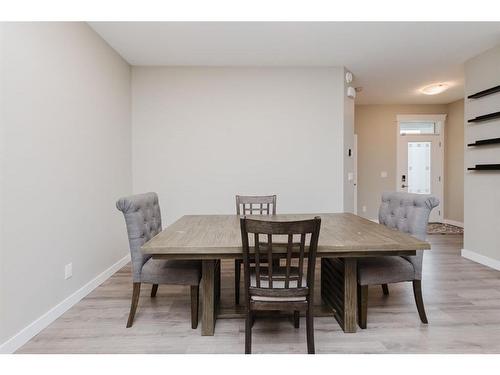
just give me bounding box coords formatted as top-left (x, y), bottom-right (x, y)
top-left (240, 216), bottom-right (321, 354)
top-left (116, 192), bottom-right (201, 329)
top-left (234, 195), bottom-right (276, 305)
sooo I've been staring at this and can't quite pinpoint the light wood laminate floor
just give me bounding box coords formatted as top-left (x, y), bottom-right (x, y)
top-left (17, 234), bottom-right (500, 353)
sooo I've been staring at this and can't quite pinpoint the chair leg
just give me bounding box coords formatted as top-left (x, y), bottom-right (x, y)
top-left (245, 311), bottom-right (252, 354)
top-left (358, 285), bottom-right (368, 329)
top-left (191, 285), bottom-right (199, 329)
top-left (412, 280), bottom-right (428, 324)
top-left (382, 283), bottom-right (389, 295)
top-left (235, 259), bottom-right (241, 305)
top-left (306, 304), bottom-right (315, 354)
top-left (294, 311), bottom-right (300, 328)
top-left (151, 284), bottom-right (158, 297)
top-left (126, 282), bottom-right (141, 328)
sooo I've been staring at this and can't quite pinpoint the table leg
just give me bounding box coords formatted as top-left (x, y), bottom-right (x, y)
top-left (343, 258), bottom-right (357, 332)
top-left (321, 257), bottom-right (358, 333)
top-left (216, 259), bottom-right (221, 305)
top-left (201, 259), bottom-right (219, 336)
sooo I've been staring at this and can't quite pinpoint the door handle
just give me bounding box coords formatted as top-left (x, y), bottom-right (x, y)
top-left (401, 184), bottom-right (408, 188)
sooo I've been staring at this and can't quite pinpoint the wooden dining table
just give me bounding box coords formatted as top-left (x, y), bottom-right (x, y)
top-left (141, 213), bottom-right (430, 336)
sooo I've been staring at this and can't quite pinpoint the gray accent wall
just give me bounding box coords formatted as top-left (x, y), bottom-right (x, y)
top-left (464, 45), bottom-right (500, 264)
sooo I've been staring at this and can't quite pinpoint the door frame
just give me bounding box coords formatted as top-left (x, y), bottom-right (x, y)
top-left (353, 134), bottom-right (358, 214)
top-left (395, 114), bottom-right (446, 223)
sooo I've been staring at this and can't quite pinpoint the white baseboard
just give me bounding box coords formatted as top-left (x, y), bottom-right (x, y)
top-left (461, 249), bottom-right (500, 271)
top-left (0, 254), bottom-right (131, 354)
top-left (443, 219), bottom-right (464, 228)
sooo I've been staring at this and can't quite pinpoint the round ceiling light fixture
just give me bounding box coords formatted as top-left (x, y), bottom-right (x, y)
top-left (420, 83), bottom-right (449, 95)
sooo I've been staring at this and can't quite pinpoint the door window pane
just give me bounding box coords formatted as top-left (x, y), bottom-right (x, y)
top-left (400, 121), bottom-right (438, 135)
top-left (408, 142), bottom-right (431, 194)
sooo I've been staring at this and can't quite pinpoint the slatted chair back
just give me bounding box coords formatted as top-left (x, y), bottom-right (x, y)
top-left (240, 217), bottom-right (321, 301)
top-left (236, 195), bottom-right (276, 216)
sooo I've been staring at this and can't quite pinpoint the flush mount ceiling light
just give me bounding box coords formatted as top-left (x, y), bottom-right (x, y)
top-left (420, 83), bottom-right (449, 95)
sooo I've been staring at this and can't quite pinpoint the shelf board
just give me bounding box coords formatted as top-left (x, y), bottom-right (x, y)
top-left (467, 111), bottom-right (500, 123)
top-left (468, 85), bottom-right (500, 99)
top-left (467, 137), bottom-right (500, 147)
top-left (468, 164), bottom-right (500, 171)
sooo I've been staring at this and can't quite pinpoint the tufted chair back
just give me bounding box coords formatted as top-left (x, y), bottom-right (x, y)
top-left (378, 191), bottom-right (439, 279)
top-left (116, 192), bottom-right (163, 282)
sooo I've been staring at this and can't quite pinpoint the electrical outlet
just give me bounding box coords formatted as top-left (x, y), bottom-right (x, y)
top-left (64, 263), bottom-right (72, 280)
top-left (362, 206), bottom-right (367, 213)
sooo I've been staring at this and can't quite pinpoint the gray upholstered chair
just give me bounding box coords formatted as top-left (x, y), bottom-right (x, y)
top-left (116, 192), bottom-right (201, 329)
top-left (357, 191), bottom-right (439, 329)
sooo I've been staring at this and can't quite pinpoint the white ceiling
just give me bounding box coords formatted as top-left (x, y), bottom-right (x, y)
top-left (89, 22), bottom-right (500, 104)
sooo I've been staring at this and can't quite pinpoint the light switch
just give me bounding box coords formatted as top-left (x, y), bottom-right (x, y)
top-left (380, 171), bottom-right (388, 178)
top-left (64, 263), bottom-right (72, 280)
top-left (348, 172), bottom-right (354, 181)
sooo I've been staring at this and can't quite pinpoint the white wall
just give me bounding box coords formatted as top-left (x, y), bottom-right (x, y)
top-left (132, 67), bottom-right (349, 224)
top-left (343, 68), bottom-right (355, 213)
top-left (463, 45), bottom-right (500, 268)
top-left (0, 23), bottom-right (132, 349)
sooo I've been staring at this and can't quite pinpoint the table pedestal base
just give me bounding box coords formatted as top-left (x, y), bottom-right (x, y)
top-left (321, 258), bottom-right (358, 333)
top-left (201, 257), bottom-right (358, 335)
top-left (201, 259), bottom-right (221, 336)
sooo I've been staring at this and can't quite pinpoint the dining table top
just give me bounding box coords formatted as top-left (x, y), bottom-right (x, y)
top-left (141, 212), bottom-right (430, 259)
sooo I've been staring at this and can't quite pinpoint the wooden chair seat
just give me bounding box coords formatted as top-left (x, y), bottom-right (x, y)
top-left (251, 295), bottom-right (306, 302)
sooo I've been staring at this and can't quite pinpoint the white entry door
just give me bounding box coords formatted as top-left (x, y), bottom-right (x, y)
top-left (396, 115), bottom-right (446, 223)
